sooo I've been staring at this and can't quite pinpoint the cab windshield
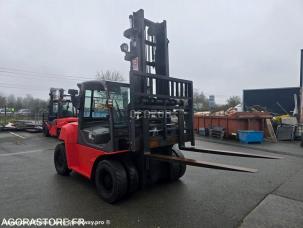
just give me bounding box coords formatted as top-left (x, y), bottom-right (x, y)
top-left (109, 86), bottom-right (130, 123)
top-left (84, 90), bottom-right (109, 118)
top-left (61, 100), bottom-right (75, 117)
top-left (83, 85), bottom-right (129, 123)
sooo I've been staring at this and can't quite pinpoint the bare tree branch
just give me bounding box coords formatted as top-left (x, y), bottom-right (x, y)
top-left (96, 70), bottom-right (125, 82)
top-left (226, 96), bottom-right (241, 108)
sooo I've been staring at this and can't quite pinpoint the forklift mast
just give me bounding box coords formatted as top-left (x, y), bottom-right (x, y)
top-left (122, 9), bottom-right (194, 153)
top-left (47, 88), bottom-right (76, 121)
top-left (48, 88), bottom-right (65, 121)
top-left (123, 9), bottom-right (169, 77)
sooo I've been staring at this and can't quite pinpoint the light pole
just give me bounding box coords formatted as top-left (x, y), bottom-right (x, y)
top-left (300, 50), bottom-right (303, 123)
top-left (4, 97), bottom-right (7, 125)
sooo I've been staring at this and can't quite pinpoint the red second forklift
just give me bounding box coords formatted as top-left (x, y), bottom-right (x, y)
top-left (43, 88), bottom-right (78, 137)
top-left (54, 9), bottom-right (280, 203)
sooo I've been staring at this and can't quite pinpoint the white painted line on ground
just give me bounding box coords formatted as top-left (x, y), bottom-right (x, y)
top-left (9, 132), bottom-right (26, 139)
top-left (0, 149), bottom-right (47, 157)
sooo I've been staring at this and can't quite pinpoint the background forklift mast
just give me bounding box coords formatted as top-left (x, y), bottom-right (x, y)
top-left (43, 88), bottom-right (78, 137)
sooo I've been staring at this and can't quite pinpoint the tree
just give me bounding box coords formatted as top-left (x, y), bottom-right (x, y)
top-left (15, 97), bottom-right (23, 110)
top-left (193, 89), bottom-right (208, 111)
top-left (6, 94), bottom-right (16, 108)
top-left (23, 94), bottom-right (34, 109)
top-left (0, 94), bottom-right (48, 113)
top-left (96, 70), bottom-right (125, 82)
top-left (226, 96), bottom-right (241, 108)
top-left (0, 96), bottom-right (6, 107)
top-left (30, 98), bottom-right (48, 113)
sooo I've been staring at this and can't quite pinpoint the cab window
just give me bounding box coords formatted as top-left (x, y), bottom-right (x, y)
top-left (61, 101), bottom-right (75, 117)
top-left (52, 103), bottom-right (58, 115)
top-left (109, 86), bottom-right (130, 123)
top-left (84, 90), bottom-right (109, 118)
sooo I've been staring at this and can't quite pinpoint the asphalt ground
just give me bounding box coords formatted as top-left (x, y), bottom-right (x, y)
top-left (0, 132), bottom-right (302, 228)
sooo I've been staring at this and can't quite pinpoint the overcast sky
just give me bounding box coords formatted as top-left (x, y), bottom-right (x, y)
top-left (0, 0), bottom-right (302, 103)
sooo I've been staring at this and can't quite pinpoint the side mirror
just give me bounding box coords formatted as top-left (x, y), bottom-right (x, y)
top-left (68, 89), bottom-right (78, 96)
top-left (120, 43), bottom-right (129, 53)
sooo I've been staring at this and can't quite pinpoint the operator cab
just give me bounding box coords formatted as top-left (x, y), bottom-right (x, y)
top-left (78, 80), bottom-right (130, 152)
top-left (48, 89), bottom-right (77, 122)
top-left (61, 99), bottom-right (75, 118)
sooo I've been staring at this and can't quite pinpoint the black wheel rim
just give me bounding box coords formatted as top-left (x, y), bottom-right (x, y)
top-left (100, 171), bottom-right (113, 192)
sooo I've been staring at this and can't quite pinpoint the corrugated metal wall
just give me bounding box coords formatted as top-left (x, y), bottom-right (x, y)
top-left (243, 87), bottom-right (300, 115)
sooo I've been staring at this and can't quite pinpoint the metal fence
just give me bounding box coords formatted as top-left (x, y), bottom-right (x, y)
top-left (0, 112), bottom-right (44, 127)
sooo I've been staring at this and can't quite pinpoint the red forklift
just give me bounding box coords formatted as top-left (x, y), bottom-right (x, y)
top-left (43, 88), bottom-right (78, 137)
top-left (54, 9), bottom-right (280, 203)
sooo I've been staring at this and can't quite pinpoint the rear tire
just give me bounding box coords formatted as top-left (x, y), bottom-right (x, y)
top-left (95, 160), bottom-right (128, 203)
top-left (169, 146), bottom-right (186, 181)
top-left (54, 143), bottom-right (71, 176)
top-left (121, 158), bottom-right (139, 195)
top-left (43, 124), bottom-right (50, 137)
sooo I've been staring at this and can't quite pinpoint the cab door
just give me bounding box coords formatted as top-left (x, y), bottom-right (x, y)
top-left (78, 88), bottom-right (114, 152)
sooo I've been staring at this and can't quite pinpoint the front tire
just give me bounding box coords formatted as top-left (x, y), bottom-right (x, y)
top-left (54, 143), bottom-right (71, 176)
top-left (95, 160), bottom-right (128, 203)
top-left (169, 146), bottom-right (187, 181)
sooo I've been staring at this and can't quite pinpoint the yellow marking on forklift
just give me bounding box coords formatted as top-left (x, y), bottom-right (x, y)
top-left (9, 132), bottom-right (26, 139)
